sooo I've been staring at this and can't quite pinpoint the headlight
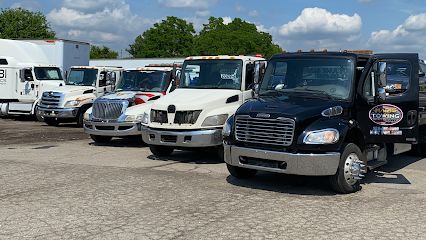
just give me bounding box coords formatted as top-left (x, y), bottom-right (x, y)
top-left (83, 111), bottom-right (91, 121)
top-left (303, 129), bottom-right (339, 144)
top-left (139, 112), bottom-right (149, 125)
top-left (64, 100), bottom-right (80, 108)
top-left (202, 114), bottom-right (229, 127)
top-left (124, 115), bottom-right (137, 122)
top-left (222, 119), bottom-right (232, 137)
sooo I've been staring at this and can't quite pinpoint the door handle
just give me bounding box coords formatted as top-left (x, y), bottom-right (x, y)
top-left (407, 110), bottom-right (417, 126)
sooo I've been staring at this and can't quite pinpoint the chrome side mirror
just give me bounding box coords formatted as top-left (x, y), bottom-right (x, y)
top-left (378, 62), bottom-right (387, 87)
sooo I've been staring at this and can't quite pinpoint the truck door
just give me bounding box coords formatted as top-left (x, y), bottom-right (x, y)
top-left (243, 60), bottom-right (266, 101)
top-left (357, 54), bottom-right (419, 143)
top-left (18, 68), bottom-right (37, 102)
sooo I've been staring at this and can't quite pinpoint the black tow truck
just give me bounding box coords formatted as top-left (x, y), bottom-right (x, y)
top-left (223, 51), bottom-right (426, 193)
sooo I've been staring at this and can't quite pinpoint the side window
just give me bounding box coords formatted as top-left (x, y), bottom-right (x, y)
top-left (384, 62), bottom-right (411, 95)
top-left (99, 71), bottom-right (107, 87)
top-left (245, 63), bottom-right (254, 90)
top-left (362, 71), bottom-right (374, 98)
top-left (24, 69), bottom-right (34, 81)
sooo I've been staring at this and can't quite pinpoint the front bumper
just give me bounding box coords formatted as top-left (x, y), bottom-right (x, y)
top-left (37, 106), bottom-right (79, 119)
top-left (142, 127), bottom-right (222, 147)
top-left (224, 144), bottom-right (340, 176)
top-left (84, 120), bottom-right (142, 137)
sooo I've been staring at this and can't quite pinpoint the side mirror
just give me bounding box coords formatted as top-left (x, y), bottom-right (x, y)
top-left (253, 61), bottom-right (267, 84)
top-left (377, 62), bottom-right (387, 87)
top-left (378, 87), bottom-right (386, 101)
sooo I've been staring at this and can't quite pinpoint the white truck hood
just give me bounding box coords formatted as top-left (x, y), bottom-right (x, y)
top-left (38, 80), bottom-right (65, 93)
top-left (99, 91), bottom-right (165, 104)
top-left (151, 89), bottom-right (241, 111)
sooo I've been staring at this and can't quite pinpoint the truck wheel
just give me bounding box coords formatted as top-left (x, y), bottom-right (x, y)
top-left (44, 118), bottom-right (59, 126)
top-left (329, 143), bottom-right (365, 194)
top-left (90, 135), bottom-right (112, 143)
top-left (76, 111), bottom-right (84, 127)
top-left (217, 146), bottom-right (224, 161)
top-left (149, 145), bottom-right (174, 157)
top-left (227, 164), bottom-right (257, 179)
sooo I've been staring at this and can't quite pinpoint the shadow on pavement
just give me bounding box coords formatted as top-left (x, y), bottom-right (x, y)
top-left (89, 137), bottom-right (146, 148)
top-left (147, 149), bottom-right (224, 165)
top-left (226, 172), bottom-right (336, 196)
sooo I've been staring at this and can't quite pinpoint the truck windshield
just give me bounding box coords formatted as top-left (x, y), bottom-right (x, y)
top-left (180, 60), bottom-right (242, 90)
top-left (34, 67), bottom-right (63, 80)
top-left (115, 70), bottom-right (171, 92)
top-left (259, 58), bottom-right (355, 100)
top-left (66, 69), bottom-right (98, 86)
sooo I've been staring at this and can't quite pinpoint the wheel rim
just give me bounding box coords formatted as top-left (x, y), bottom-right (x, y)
top-left (343, 153), bottom-right (362, 186)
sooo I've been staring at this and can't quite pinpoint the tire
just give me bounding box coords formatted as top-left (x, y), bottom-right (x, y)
top-left (149, 145), bottom-right (174, 157)
top-left (227, 164), bottom-right (257, 179)
top-left (44, 118), bottom-right (59, 126)
top-left (90, 135), bottom-right (112, 143)
top-left (76, 111), bottom-right (84, 127)
top-left (329, 143), bottom-right (365, 194)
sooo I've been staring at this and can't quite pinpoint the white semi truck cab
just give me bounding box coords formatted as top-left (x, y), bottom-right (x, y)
top-left (141, 56), bottom-right (266, 158)
top-left (0, 57), bottom-right (64, 116)
top-left (37, 66), bottom-right (123, 126)
top-left (83, 65), bottom-right (180, 143)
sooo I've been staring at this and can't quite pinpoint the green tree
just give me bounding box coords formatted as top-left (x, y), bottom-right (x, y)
top-left (0, 8), bottom-right (55, 39)
top-left (194, 17), bottom-right (282, 58)
top-left (90, 45), bottom-right (118, 59)
top-left (128, 16), bottom-right (195, 58)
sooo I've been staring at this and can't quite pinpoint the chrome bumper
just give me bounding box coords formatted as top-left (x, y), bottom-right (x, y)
top-left (37, 106), bottom-right (79, 119)
top-left (224, 145), bottom-right (340, 176)
top-left (84, 120), bottom-right (141, 136)
top-left (142, 127), bottom-right (222, 147)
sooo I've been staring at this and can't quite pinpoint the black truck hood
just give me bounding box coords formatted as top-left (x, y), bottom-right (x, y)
top-left (237, 96), bottom-right (349, 123)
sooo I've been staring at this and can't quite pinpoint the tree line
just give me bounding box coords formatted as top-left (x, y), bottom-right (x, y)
top-left (0, 8), bottom-right (283, 59)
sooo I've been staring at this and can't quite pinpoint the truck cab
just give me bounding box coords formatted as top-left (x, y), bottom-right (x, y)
top-left (0, 56), bottom-right (64, 116)
top-left (83, 65), bottom-right (179, 143)
top-left (37, 66), bottom-right (123, 126)
top-left (141, 55), bottom-right (266, 158)
top-left (223, 52), bottom-right (425, 194)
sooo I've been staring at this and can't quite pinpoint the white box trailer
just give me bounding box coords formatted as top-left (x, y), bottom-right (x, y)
top-left (0, 39), bottom-right (65, 116)
top-left (21, 39), bottom-right (90, 76)
top-left (90, 58), bottom-right (184, 69)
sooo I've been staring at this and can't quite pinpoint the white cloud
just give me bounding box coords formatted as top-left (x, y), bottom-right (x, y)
top-left (369, 13), bottom-right (426, 56)
top-left (47, 1), bottom-right (155, 53)
top-left (279, 8), bottom-right (361, 40)
top-left (158, 0), bottom-right (217, 9)
top-left (248, 10), bottom-right (258, 17)
top-left (270, 8), bottom-right (362, 51)
top-left (222, 17), bottom-right (232, 25)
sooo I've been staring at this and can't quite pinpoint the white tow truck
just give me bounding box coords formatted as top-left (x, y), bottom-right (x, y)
top-left (141, 55), bottom-right (266, 158)
top-left (36, 66), bottom-right (123, 126)
top-left (0, 39), bottom-right (65, 117)
top-left (83, 65), bottom-right (180, 143)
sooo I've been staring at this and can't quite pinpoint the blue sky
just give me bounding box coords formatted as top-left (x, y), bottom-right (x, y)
top-left (2, 0), bottom-right (426, 57)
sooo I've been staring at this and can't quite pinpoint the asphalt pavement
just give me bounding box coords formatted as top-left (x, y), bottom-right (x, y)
top-left (0, 118), bottom-right (425, 239)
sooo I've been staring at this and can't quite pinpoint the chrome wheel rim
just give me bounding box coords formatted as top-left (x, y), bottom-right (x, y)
top-left (343, 153), bottom-right (361, 186)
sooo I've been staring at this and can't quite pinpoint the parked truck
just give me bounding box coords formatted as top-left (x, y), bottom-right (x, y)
top-left (83, 65), bottom-right (180, 143)
top-left (141, 55), bottom-right (266, 158)
top-left (0, 39), bottom-right (65, 116)
top-left (36, 66), bottom-right (123, 126)
top-left (223, 51), bottom-right (426, 194)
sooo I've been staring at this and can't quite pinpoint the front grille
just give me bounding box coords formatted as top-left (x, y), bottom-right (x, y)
top-left (174, 110), bottom-right (202, 124)
top-left (151, 109), bottom-right (168, 123)
top-left (92, 100), bottom-right (127, 120)
top-left (235, 115), bottom-right (295, 147)
top-left (40, 92), bottom-right (63, 108)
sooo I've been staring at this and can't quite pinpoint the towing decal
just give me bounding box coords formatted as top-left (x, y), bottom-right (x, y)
top-left (369, 104), bottom-right (403, 126)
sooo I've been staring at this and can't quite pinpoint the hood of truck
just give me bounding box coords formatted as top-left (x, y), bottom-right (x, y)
top-left (38, 80), bottom-right (65, 93)
top-left (148, 88), bottom-right (243, 129)
top-left (238, 96), bottom-right (350, 124)
top-left (152, 89), bottom-right (241, 110)
top-left (99, 91), bottom-right (165, 104)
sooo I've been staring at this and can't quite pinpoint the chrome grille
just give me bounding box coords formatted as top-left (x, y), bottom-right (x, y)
top-left (151, 109), bottom-right (168, 123)
top-left (235, 115), bottom-right (295, 147)
top-left (174, 110), bottom-right (202, 124)
top-left (92, 100), bottom-right (127, 120)
top-left (40, 92), bottom-right (63, 108)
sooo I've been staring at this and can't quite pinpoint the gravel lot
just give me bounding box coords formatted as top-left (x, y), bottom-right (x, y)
top-left (0, 117), bottom-right (426, 239)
